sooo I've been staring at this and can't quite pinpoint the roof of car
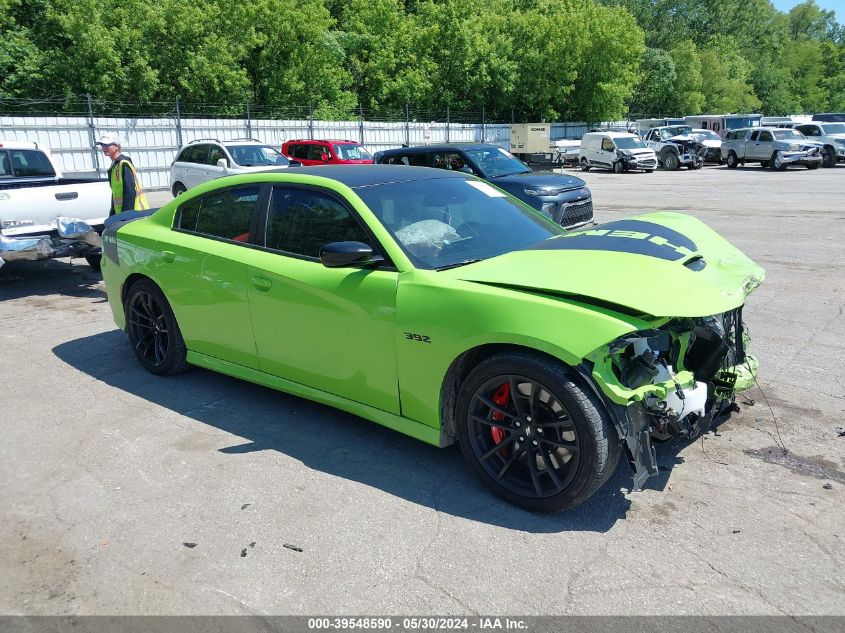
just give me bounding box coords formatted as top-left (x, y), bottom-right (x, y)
top-left (273, 164), bottom-right (469, 188)
top-left (582, 131), bottom-right (638, 138)
top-left (284, 139), bottom-right (362, 145)
top-left (378, 143), bottom-right (502, 154)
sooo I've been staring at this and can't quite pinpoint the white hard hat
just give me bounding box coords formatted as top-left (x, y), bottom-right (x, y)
top-left (95, 132), bottom-right (123, 147)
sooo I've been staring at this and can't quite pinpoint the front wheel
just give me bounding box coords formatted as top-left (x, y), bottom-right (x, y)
top-left (822, 147), bottom-right (836, 168)
top-left (456, 352), bottom-right (621, 512)
top-left (663, 152), bottom-right (680, 171)
top-left (124, 278), bottom-right (189, 376)
top-left (771, 151), bottom-right (787, 171)
top-left (612, 160), bottom-right (623, 174)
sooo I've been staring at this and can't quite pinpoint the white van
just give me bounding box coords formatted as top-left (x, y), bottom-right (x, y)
top-left (579, 132), bottom-right (657, 173)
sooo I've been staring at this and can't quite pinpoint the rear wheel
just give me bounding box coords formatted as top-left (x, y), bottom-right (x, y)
top-left (124, 278), bottom-right (189, 376)
top-left (726, 152), bottom-right (739, 169)
top-left (580, 157), bottom-right (591, 172)
top-left (456, 352), bottom-right (620, 512)
top-left (172, 182), bottom-right (187, 197)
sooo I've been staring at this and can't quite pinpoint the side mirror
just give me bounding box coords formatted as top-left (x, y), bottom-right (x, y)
top-left (288, 160), bottom-right (302, 167)
top-left (320, 241), bottom-right (379, 268)
top-left (216, 158), bottom-right (228, 169)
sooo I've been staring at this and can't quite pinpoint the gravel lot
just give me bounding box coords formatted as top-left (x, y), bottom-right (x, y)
top-left (1, 163), bottom-right (843, 616)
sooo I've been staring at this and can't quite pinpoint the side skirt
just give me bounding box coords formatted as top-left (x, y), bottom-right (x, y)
top-left (187, 351), bottom-right (442, 447)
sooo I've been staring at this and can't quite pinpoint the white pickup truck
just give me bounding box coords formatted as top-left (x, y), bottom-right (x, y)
top-left (0, 141), bottom-right (112, 270)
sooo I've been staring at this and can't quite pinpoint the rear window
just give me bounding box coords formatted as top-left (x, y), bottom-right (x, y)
top-left (177, 186), bottom-right (260, 243)
top-left (0, 149), bottom-right (56, 178)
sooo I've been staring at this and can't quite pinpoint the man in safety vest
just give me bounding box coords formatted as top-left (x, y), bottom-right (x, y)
top-left (95, 133), bottom-right (150, 215)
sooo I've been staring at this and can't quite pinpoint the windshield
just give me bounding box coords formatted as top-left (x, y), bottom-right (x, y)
top-left (464, 147), bottom-right (531, 178)
top-left (822, 123), bottom-right (845, 135)
top-left (333, 144), bottom-right (372, 161)
top-left (659, 126), bottom-right (692, 140)
top-left (226, 144), bottom-right (290, 167)
top-left (355, 177), bottom-right (562, 270)
top-left (691, 130), bottom-right (721, 141)
top-left (615, 136), bottom-right (647, 149)
top-left (725, 117), bottom-right (760, 130)
top-left (773, 129), bottom-right (806, 141)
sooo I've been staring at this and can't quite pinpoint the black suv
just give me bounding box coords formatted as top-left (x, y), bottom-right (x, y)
top-left (374, 144), bottom-right (593, 228)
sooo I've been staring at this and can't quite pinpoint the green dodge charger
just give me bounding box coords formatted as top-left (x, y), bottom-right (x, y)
top-left (102, 165), bottom-right (764, 512)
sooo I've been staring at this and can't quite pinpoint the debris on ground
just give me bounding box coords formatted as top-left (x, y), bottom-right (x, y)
top-left (241, 503), bottom-right (251, 510)
top-left (836, 426), bottom-right (845, 437)
top-left (283, 543), bottom-right (303, 552)
top-left (183, 542), bottom-right (197, 549)
top-left (823, 483), bottom-right (833, 490)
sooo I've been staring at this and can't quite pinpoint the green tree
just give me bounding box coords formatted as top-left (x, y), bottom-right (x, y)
top-left (699, 38), bottom-right (761, 113)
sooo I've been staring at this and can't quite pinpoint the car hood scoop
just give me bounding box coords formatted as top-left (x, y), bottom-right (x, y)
top-left (442, 212), bottom-right (765, 317)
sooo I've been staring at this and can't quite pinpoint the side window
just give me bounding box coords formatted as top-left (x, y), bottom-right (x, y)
top-left (181, 186), bottom-right (260, 242)
top-left (702, 122), bottom-right (708, 129)
top-left (750, 131), bottom-right (760, 142)
top-left (291, 144), bottom-right (309, 159)
top-left (208, 145), bottom-right (227, 166)
top-left (9, 150), bottom-right (56, 177)
top-left (306, 144), bottom-right (329, 161)
top-left (759, 131), bottom-right (773, 142)
top-left (601, 138), bottom-right (614, 152)
top-left (432, 152), bottom-right (466, 170)
top-left (386, 155), bottom-right (411, 165)
top-left (0, 151), bottom-right (10, 177)
top-left (266, 187), bottom-right (372, 258)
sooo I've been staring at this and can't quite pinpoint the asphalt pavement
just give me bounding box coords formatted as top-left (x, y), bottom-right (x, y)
top-left (1, 163), bottom-right (843, 616)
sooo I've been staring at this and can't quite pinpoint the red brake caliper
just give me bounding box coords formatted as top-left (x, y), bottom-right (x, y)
top-left (490, 382), bottom-right (511, 454)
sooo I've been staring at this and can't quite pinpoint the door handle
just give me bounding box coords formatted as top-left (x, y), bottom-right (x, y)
top-left (161, 250), bottom-right (175, 263)
top-left (251, 276), bottom-right (272, 291)
top-left (55, 192), bottom-right (79, 201)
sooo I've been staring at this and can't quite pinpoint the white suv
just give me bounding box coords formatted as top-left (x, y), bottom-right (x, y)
top-left (169, 138), bottom-right (299, 196)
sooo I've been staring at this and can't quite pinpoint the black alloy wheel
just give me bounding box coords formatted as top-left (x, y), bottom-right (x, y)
top-left (124, 279), bottom-right (189, 376)
top-left (456, 353), bottom-right (620, 512)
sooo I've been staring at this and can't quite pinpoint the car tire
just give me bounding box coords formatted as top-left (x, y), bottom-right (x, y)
top-left (124, 278), bottom-right (189, 377)
top-left (644, 169), bottom-right (655, 173)
top-left (726, 152), bottom-right (739, 169)
top-left (807, 162), bottom-right (820, 170)
top-left (663, 152), bottom-right (680, 171)
top-left (612, 160), bottom-right (623, 174)
top-left (455, 352), bottom-right (621, 513)
top-left (84, 253), bottom-right (102, 272)
top-left (771, 151), bottom-right (786, 171)
top-left (580, 158), bottom-right (590, 172)
top-left (172, 182), bottom-right (187, 197)
top-left (822, 147), bottom-right (836, 168)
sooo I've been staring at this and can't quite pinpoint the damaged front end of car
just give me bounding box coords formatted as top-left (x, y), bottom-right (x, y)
top-left (582, 307), bottom-right (758, 488)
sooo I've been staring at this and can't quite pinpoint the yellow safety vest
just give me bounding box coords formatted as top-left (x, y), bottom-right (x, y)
top-left (110, 158), bottom-right (150, 213)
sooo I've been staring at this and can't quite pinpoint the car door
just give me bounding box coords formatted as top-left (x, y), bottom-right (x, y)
top-left (184, 144), bottom-right (212, 189)
top-left (644, 129), bottom-right (659, 153)
top-left (205, 144), bottom-right (228, 181)
top-left (157, 184), bottom-right (264, 369)
top-left (246, 185), bottom-right (400, 414)
top-left (746, 130), bottom-right (761, 159)
top-left (598, 137), bottom-right (615, 167)
top-left (752, 130), bottom-right (774, 160)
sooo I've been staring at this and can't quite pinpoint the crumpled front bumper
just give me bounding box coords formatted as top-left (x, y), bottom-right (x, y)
top-left (582, 308), bottom-right (758, 489)
top-left (780, 150), bottom-right (823, 166)
top-left (0, 218), bottom-right (102, 268)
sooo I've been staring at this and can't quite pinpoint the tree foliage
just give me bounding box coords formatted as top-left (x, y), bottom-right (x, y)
top-left (0, 0), bottom-right (842, 120)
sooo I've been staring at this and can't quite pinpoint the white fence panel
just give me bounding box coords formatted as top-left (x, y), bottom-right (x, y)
top-left (3, 114), bottom-right (600, 189)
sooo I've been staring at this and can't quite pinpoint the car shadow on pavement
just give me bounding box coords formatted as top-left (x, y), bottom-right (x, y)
top-left (52, 330), bottom-right (646, 533)
top-left (0, 258), bottom-right (106, 301)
